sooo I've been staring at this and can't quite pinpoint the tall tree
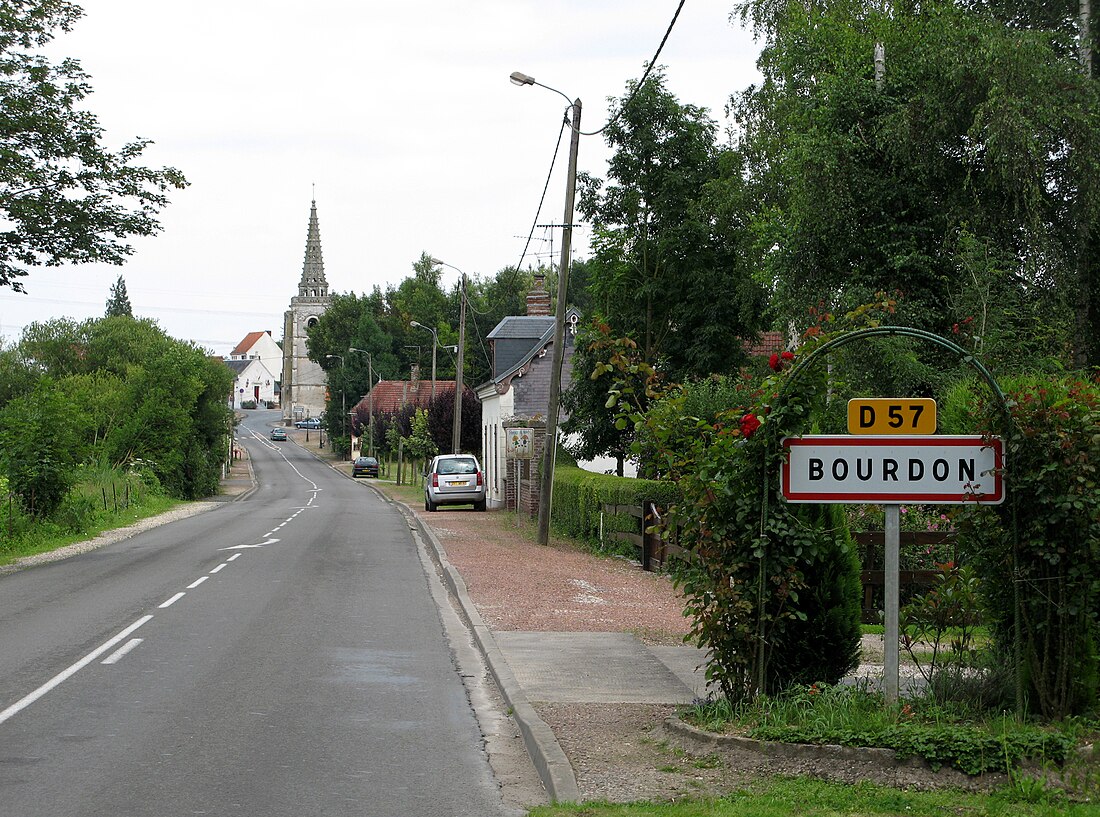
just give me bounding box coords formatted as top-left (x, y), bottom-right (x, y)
top-left (579, 70), bottom-right (764, 379)
top-left (733, 0), bottom-right (1100, 369)
top-left (104, 274), bottom-right (133, 317)
top-left (0, 1), bottom-right (187, 292)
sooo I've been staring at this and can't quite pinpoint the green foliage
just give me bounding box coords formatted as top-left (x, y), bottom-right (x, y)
top-left (0, 462), bottom-right (173, 564)
top-left (579, 70), bottom-right (765, 380)
top-left (549, 463), bottom-right (679, 549)
top-left (953, 374), bottom-right (1100, 718)
top-left (0, 1), bottom-right (187, 291)
top-left (0, 378), bottom-right (75, 516)
top-left (767, 504), bottom-right (863, 691)
top-left (689, 683), bottom-right (1078, 776)
top-left (7, 316), bottom-right (232, 502)
top-left (402, 408), bottom-right (437, 461)
top-left (733, 0), bottom-right (1099, 367)
top-left (104, 275), bottom-right (133, 318)
top-left (900, 562), bottom-right (984, 686)
top-left (614, 319), bottom-right (870, 700)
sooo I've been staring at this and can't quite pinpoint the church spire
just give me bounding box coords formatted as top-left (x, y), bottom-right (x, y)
top-left (297, 199), bottom-right (328, 299)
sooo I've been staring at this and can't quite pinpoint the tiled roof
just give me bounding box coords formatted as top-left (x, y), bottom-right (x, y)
top-left (352, 379), bottom-right (457, 415)
top-left (230, 331), bottom-right (268, 357)
top-left (744, 330), bottom-right (787, 358)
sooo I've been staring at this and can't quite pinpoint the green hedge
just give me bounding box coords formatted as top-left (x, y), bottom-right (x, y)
top-left (550, 463), bottom-right (680, 548)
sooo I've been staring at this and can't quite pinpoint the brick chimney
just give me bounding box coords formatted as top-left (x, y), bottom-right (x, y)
top-left (526, 273), bottom-right (551, 316)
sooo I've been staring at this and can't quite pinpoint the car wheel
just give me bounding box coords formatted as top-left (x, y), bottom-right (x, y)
top-left (425, 496), bottom-right (436, 512)
top-left (474, 499), bottom-right (486, 512)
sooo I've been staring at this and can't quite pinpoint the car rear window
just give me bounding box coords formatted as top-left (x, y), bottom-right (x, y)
top-left (437, 458), bottom-right (478, 475)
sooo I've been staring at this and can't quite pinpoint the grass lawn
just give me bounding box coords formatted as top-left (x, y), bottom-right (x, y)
top-left (530, 776), bottom-right (1100, 816)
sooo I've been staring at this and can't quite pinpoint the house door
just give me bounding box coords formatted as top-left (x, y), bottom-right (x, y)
top-left (254, 385), bottom-right (260, 402)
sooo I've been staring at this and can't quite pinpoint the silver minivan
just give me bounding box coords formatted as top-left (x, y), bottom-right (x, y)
top-left (424, 454), bottom-right (486, 512)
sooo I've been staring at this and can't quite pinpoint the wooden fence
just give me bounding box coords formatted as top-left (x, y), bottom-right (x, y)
top-left (601, 502), bottom-right (685, 571)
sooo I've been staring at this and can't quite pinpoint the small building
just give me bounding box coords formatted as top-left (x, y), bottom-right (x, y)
top-left (225, 358), bottom-right (277, 407)
top-left (476, 274), bottom-right (580, 510)
top-left (228, 331), bottom-right (283, 395)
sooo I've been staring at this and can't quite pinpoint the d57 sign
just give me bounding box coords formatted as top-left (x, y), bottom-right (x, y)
top-left (781, 435), bottom-right (1003, 504)
top-left (847, 398), bottom-right (936, 434)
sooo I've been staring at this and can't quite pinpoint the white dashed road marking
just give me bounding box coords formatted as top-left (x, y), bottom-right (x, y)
top-left (0, 615), bottom-right (154, 725)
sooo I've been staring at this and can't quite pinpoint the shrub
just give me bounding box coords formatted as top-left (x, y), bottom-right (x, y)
top-left (953, 374), bottom-right (1100, 718)
top-left (550, 463), bottom-right (680, 549)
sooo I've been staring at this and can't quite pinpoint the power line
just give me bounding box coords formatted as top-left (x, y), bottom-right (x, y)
top-left (581, 0), bottom-right (688, 137)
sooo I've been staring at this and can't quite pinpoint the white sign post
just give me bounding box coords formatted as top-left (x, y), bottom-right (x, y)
top-left (780, 434), bottom-right (1003, 702)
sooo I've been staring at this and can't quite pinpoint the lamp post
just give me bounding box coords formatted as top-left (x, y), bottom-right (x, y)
top-left (431, 258), bottom-right (468, 454)
top-left (348, 347), bottom-right (374, 457)
top-left (409, 320), bottom-right (438, 403)
top-left (324, 354), bottom-right (346, 457)
top-left (511, 70), bottom-right (582, 546)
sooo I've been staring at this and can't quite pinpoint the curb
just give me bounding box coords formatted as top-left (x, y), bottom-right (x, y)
top-left (391, 498), bottom-right (582, 803)
top-left (228, 449), bottom-right (259, 502)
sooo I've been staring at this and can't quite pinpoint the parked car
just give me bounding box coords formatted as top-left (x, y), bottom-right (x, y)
top-left (424, 454), bottom-right (486, 512)
top-left (352, 456), bottom-right (380, 478)
top-left (295, 417), bottom-right (322, 429)
top-left (270, 427), bottom-right (287, 441)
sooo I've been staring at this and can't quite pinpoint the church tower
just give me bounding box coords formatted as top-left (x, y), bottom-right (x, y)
top-left (281, 200), bottom-right (332, 424)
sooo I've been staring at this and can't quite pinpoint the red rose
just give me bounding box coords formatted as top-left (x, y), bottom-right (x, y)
top-left (768, 353), bottom-right (780, 371)
top-left (740, 413), bottom-right (761, 438)
top-left (781, 351), bottom-right (794, 362)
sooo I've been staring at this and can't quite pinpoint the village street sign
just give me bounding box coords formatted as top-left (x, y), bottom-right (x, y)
top-left (781, 435), bottom-right (1004, 504)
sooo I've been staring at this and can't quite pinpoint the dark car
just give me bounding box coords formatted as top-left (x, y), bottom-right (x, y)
top-left (295, 417), bottom-right (322, 429)
top-left (352, 456), bottom-right (380, 478)
top-left (270, 427), bottom-right (287, 441)
top-left (424, 454), bottom-right (486, 512)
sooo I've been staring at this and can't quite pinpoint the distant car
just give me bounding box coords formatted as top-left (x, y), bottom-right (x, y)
top-left (295, 417), bottom-right (322, 429)
top-left (270, 427), bottom-right (287, 441)
top-left (352, 456), bottom-right (380, 478)
top-left (424, 454), bottom-right (486, 512)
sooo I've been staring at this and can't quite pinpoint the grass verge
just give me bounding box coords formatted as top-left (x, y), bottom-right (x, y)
top-left (529, 775), bottom-right (1100, 816)
top-left (0, 466), bottom-right (182, 566)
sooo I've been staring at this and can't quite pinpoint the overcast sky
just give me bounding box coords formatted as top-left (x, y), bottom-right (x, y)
top-left (0, 1), bottom-right (762, 356)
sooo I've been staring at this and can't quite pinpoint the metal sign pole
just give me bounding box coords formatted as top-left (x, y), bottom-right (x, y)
top-left (884, 503), bottom-right (900, 703)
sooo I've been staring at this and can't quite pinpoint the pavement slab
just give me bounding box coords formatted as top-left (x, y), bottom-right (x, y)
top-left (494, 632), bottom-right (701, 705)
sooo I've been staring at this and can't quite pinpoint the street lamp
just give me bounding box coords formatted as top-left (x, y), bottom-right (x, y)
top-left (409, 320), bottom-right (439, 403)
top-left (348, 347), bottom-right (375, 457)
top-left (325, 354), bottom-right (346, 457)
top-left (511, 69), bottom-right (582, 546)
top-left (431, 257), bottom-right (468, 454)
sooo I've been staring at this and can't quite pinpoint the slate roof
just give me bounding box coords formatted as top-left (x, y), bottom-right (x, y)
top-left (486, 316), bottom-right (555, 340)
top-left (224, 359), bottom-right (253, 375)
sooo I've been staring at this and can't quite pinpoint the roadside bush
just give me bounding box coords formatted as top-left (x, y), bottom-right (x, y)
top-left (0, 379), bottom-right (76, 517)
top-left (550, 463), bottom-right (680, 550)
top-left (952, 374), bottom-right (1100, 718)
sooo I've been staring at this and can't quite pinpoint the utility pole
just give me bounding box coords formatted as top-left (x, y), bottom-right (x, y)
top-left (537, 96), bottom-right (581, 546)
top-left (452, 274), bottom-right (466, 453)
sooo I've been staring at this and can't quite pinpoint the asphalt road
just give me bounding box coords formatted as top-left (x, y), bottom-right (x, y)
top-left (0, 410), bottom-right (519, 816)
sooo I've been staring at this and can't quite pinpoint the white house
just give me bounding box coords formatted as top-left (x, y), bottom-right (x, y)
top-left (228, 330), bottom-right (283, 391)
top-left (225, 358), bottom-right (277, 407)
top-left (476, 274), bottom-right (580, 509)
